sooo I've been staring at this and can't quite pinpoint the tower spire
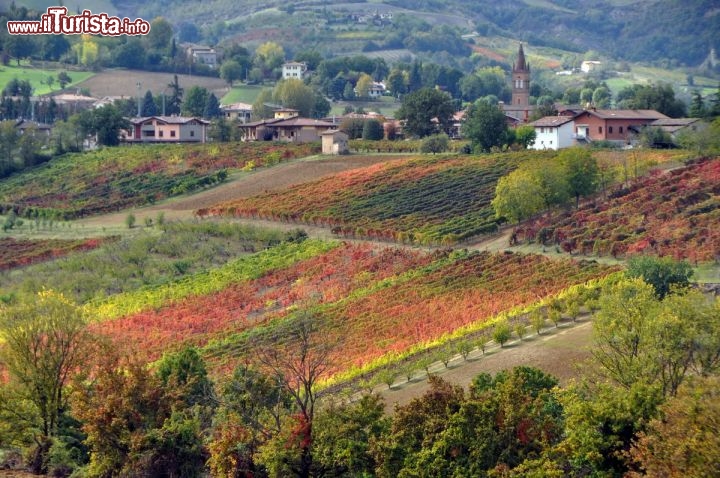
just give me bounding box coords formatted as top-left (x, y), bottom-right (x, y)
top-left (516, 43), bottom-right (527, 72)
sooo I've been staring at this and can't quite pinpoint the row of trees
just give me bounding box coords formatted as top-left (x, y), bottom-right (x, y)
top-left (0, 257), bottom-right (717, 477)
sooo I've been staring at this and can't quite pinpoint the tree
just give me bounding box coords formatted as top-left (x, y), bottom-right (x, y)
top-left (514, 124), bottom-right (536, 149)
top-left (182, 86), bottom-right (209, 117)
top-left (628, 376), bottom-right (720, 478)
top-left (254, 312), bottom-right (337, 478)
top-left (689, 90), bottom-right (707, 118)
top-left (313, 395), bottom-right (390, 476)
top-left (625, 255), bottom-right (693, 299)
top-left (57, 71), bottom-right (72, 89)
top-left (355, 73), bottom-right (373, 99)
top-left (492, 169), bottom-right (545, 223)
top-left (493, 320), bottom-right (513, 348)
top-left (146, 17), bottom-right (174, 51)
top-left (165, 75), bottom-right (183, 116)
top-left (273, 79), bottom-right (315, 117)
top-left (203, 93), bottom-right (222, 119)
top-left (420, 133), bottom-right (450, 154)
top-left (387, 68), bottom-right (406, 98)
top-left (252, 89), bottom-right (275, 121)
top-left (141, 90), bottom-right (157, 116)
top-left (559, 147), bottom-right (599, 208)
top-left (362, 118), bottom-right (384, 140)
top-left (254, 41), bottom-right (285, 79)
top-left (0, 291), bottom-right (92, 473)
top-left (396, 87), bottom-right (455, 138)
top-left (220, 59), bottom-right (243, 87)
top-left (88, 105), bottom-right (129, 146)
top-left (462, 99), bottom-right (509, 152)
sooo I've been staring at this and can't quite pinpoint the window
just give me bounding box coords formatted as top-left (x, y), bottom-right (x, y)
top-left (599, 126), bottom-right (603, 134)
top-left (608, 126), bottom-right (613, 134)
top-left (170, 130), bottom-right (176, 138)
top-left (190, 131), bottom-right (195, 137)
top-left (619, 126), bottom-right (624, 134)
top-left (159, 130), bottom-right (164, 138)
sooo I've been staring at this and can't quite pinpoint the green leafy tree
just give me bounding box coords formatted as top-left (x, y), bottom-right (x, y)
top-left (559, 147), bottom-right (599, 208)
top-left (182, 86), bottom-right (210, 117)
top-left (57, 71), bottom-right (72, 89)
top-left (362, 118), bottom-right (384, 140)
top-left (420, 133), bottom-right (450, 154)
top-left (387, 68), bottom-right (406, 98)
top-left (254, 41), bottom-right (285, 79)
top-left (252, 88), bottom-right (275, 120)
top-left (313, 395), bottom-right (390, 476)
top-left (625, 255), bottom-right (693, 299)
top-left (273, 78), bottom-right (315, 117)
top-left (220, 59), bottom-right (243, 87)
top-left (493, 320), bottom-right (513, 348)
top-left (514, 124), bottom-right (537, 149)
top-left (396, 87), bottom-right (455, 138)
top-left (203, 93), bottom-right (222, 119)
top-left (0, 291), bottom-right (92, 473)
top-left (492, 169), bottom-right (545, 223)
top-left (462, 99), bottom-right (509, 152)
top-left (141, 90), bottom-right (157, 116)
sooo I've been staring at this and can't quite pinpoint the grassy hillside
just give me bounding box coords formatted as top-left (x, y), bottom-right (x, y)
top-left (0, 63), bottom-right (95, 96)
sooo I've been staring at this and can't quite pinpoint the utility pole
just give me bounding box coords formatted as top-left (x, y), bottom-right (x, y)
top-left (136, 81), bottom-right (142, 117)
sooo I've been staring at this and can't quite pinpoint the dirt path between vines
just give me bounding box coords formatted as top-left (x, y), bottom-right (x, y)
top-left (375, 320), bottom-right (594, 413)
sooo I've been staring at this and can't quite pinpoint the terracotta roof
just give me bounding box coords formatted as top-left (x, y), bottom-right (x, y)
top-left (580, 109), bottom-right (669, 120)
top-left (532, 116), bottom-right (575, 127)
top-left (651, 118), bottom-right (700, 126)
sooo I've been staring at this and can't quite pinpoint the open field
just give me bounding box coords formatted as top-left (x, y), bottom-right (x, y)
top-left (0, 62), bottom-right (95, 96)
top-left (75, 69), bottom-right (229, 99)
top-left (220, 84), bottom-right (265, 104)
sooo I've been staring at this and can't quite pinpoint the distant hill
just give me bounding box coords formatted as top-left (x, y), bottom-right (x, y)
top-left (104, 0), bottom-right (719, 68)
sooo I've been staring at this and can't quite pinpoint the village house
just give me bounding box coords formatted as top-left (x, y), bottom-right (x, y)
top-left (238, 108), bottom-right (336, 142)
top-left (367, 82), bottom-right (386, 98)
top-left (220, 102), bottom-right (253, 123)
top-left (186, 45), bottom-right (221, 69)
top-left (572, 109), bottom-right (669, 144)
top-left (282, 62), bottom-right (308, 80)
top-left (123, 116), bottom-right (209, 143)
top-left (530, 115), bottom-right (576, 150)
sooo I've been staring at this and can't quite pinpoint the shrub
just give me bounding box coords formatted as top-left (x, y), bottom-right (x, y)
top-left (125, 213), bottom-right (136, 229)
top-left (420, 133), bottom-right (450, 154)
top-left (493, 321), bottom-right (512, 347)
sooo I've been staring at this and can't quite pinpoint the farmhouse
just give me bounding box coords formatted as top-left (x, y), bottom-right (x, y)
top-left (282, 62), bottom-right (308, 80)
top-left (239, 117), bottom-right (337, 142)
top-left (530, 115), bottom-right (576, 150)
top-left (572, 109), bottom-right (669, 143)
top-left (186, 45), bottom-right (221, 69)
top-left (221, 102), bottom-right (253, 123)
top-left (123, 116), bottom-right (209, 143)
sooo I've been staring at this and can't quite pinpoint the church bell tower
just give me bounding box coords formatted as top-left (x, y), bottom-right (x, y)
top-left (511, 44), bottom-right (530, 108)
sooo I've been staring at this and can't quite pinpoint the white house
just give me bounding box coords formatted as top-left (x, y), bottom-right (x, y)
top-left (368, 82), bottom-right (386, 98)
top-left (282, 62), bottom-right (308, 80)
top-left (530, 116), bottom-right (576, 150)
top-left (580, 60), bottom-right (602, 73)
